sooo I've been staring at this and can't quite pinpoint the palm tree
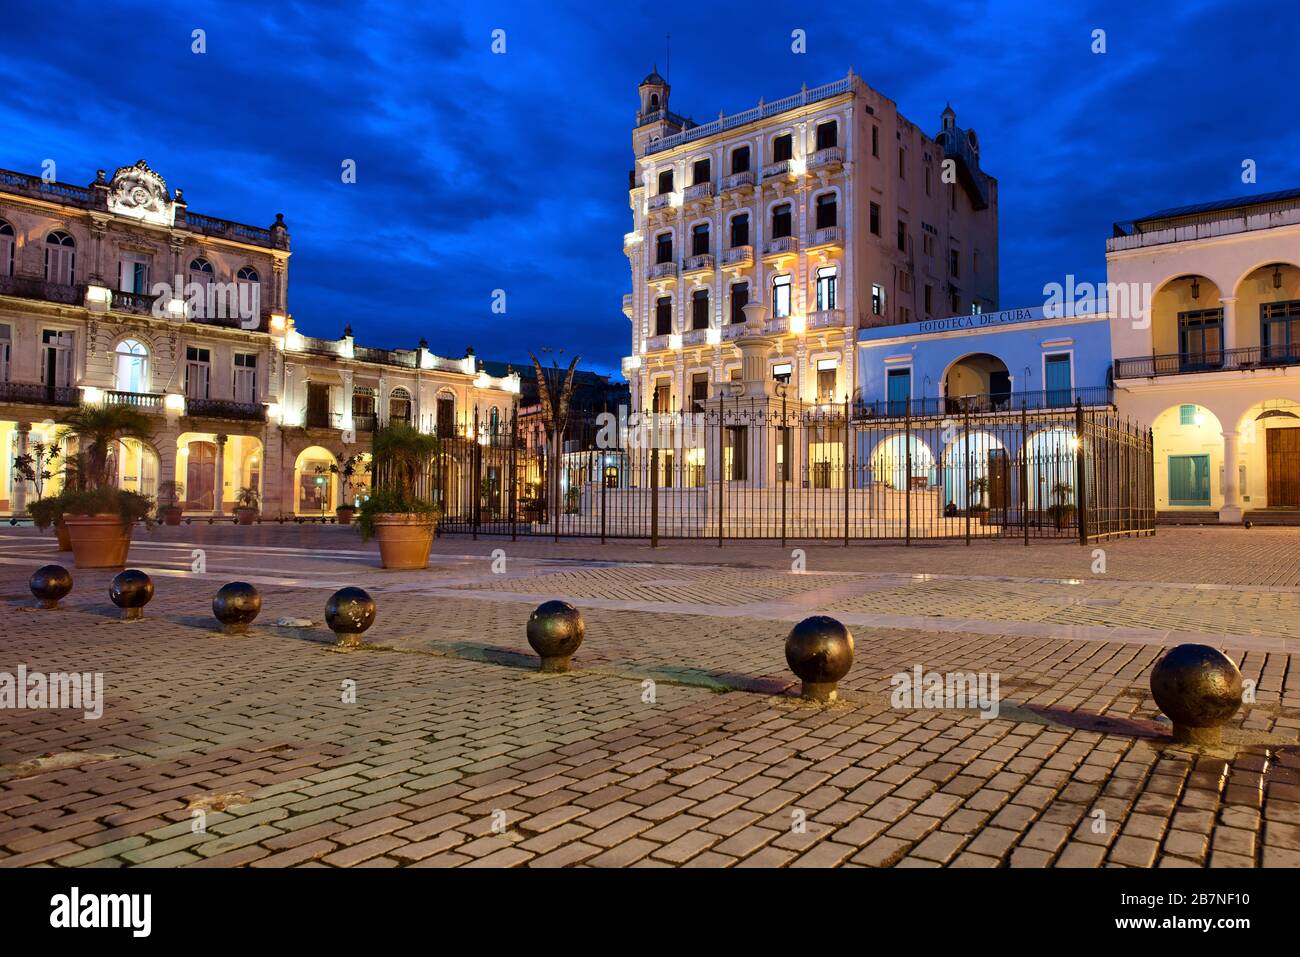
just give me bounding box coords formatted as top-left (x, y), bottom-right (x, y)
top-left (57, 405), bottom-right (155, 490)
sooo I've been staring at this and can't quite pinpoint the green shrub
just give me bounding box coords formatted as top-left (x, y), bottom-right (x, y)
top-left (60, 487), bottom-right (154, 527)
top-left (356, 489), bottom-right (438, 542)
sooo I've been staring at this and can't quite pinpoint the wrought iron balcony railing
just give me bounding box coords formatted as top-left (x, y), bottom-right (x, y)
top-left (1113, 345), bottom-right (1300, 379)
top-left (0, 275), bottom-right (84, 305)
top-left (111, 289), bottom-right (159, 314)
top-left (185, 397), bottom-right (267, 421)
top-left (0, 381), bottom-right (79, 406)
top-left (723, 245), bottom-right (754, 267)
top-left (853, 386), bottom-right (1115, 419)
top-left (721, 171), bottom-right (755, 192)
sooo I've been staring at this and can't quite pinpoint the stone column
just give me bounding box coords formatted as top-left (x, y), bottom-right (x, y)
top-left (14, 423), bottom-right (30, 515)
top-left (1220, 297), bottom-right (1237, 354)
top-left (1220, 429), bottom-right (1242, 524)
top-left (213, 433), bottom-right (227, 514)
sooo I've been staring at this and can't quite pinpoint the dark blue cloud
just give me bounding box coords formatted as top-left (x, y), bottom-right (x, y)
top-left (1, 0), bottom-right (1294, 377)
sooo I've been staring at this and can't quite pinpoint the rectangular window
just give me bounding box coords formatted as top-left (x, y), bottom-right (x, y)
top-left (949, 249), bottom-right (960, 277)
top-left (692, 158), bottom-right (711, 185)
top-left (771, 204), bottom-right (792, 239)
top-left (691, 290), bottom-right (709, 330)
top-left (436, 397), bottom-right (455, 436)
top-left (652, 380), bottom-right (671, 413)
top-left (0, 324), bottom-right (10, 382)
top-left (655, 233), bottom-right (673, 265)
top-left (233, 353), bottom-right (257, 404)
top-left (691, 372), bottom-right (709, 412)
top-left (869, 202), bottom-right (881, 236)
top-left (777, 427), bottom-right (792, 482)
top-left (924, 284), bottom-right (933, 315)
top-left (925, 164), bottom-right (932, 196)
top-left (887, 368), bottom-right (911, 416)
top-left (922, 233), bottom-right (934, 257)
top-left (815, 266), bottom-right (837, 311)
top-left (1044, 353), bottom-right (1072, 407)
top-left (898, 147), bottom-right (906, 178)
top-left (725, 426), bottom-right (748, 480)
top-left (815, 194), bottom-right (837, 230)
top-left (0, 230), bottom-right (12, 278)
top-left (816, 363), bottom-right (837, 403)
top-left (815, 121), bottom-right (837, 151)
top-left (1168, 454), bottom-right (1211, 506)
top-left (657, 169), bottom-right (673, 194)
top-left (772, 133), bottom-right (793, 162)
top-left (872, 283), bottom-right (885, 317)
top-left (45, 243), bottom-right (74, 285)
top-left (41, 329), bottom-right (72, 388)
top-left (772, 362), bottom-right (792, 384)
top-left (1178, 309), bottom-right (1224, 370)
top-left (897, 220), bottom-right (907, 252)
top-left (730, 283), bottom-right (748, 324)
top-left (1179, 404), bottom-right (1198, 425)
top-left (1261, 300), bottom-right (1300, 362)
top-left (692, 224), bottom-right (710, 257)
top-left (119, 259), bottom-right (149, 294)
top-left (730, 214), bottom-right (749, 248)
top-left (655, 297), bottom-right (672, 336)
top-left (871, 125), bottom-right (879, 157)
top-left (731, 146), bottom-right (750, 174)
top-left (899, 271), bottom-right (912, 294)
top-left (772, 275), bottom-right (792, 318)
top-left (185, 346), bottom-right (211, 399)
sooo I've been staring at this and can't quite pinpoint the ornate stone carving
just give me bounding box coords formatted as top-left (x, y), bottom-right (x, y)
top-left (106, 159), bottom-right (175, 227)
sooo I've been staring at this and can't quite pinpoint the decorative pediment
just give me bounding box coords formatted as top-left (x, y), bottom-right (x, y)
top-left (107, 159), bottom-right (175, 227)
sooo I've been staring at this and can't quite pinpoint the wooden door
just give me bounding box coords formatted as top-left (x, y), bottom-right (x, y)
top-left (186, 441), bottom-right (216, 510)
top-left (1266, 428), bottom-right (1300, 506)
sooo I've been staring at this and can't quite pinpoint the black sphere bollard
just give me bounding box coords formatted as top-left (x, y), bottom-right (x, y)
top-left (109, 569), bottom-right (154, 621)
top-left (29, 564), bottom-right (73, 609)
top-left (212, 581), bottom-right (262, 635)
top-left (785, 616), bottom-right (854, 703)
top-left (325, 587), bottom-right (375, 647)
top-left (526, 600), bottom-right (585, 673)
top-left (1150, 644), bottom-right (1243, 746)
top-left (1244, 520), bottom-right (1253, 529)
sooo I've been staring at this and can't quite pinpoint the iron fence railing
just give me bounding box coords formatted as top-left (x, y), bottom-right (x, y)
top-left (1114, 345), bottom-right (1300, 378)
top-left (429, 402), bottom-right (1153, 545)
top-left (853, 387), bottom-right (1114, 419)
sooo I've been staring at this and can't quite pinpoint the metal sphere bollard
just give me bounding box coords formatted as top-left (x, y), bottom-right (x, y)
top-left (785, 615), bottom-right (854, 703)
top-left (212, 581), bottom-right (262, 635)
top-left (109, 569), bottom-right (154, 621)
top-left (1150, 644), bottom-right (1243, 746)
top-left (325, 587), bottom-right (376, 647)
top-left (526, 600), bottom-right (585, 672)
top-left (30, 564), bottom-right (73, 610)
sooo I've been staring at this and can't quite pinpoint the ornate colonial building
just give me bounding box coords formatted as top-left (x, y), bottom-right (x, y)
top-left (0, 160), bottom-right (518, 518)
top-left (622, 68), bottom-right (999, 414)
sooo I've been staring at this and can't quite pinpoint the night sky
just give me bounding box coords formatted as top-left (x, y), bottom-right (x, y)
top-left (2, 0), bottom-right (1295, 377)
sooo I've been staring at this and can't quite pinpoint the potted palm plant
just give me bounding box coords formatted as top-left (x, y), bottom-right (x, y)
top-left (234, 486), bottom-right (260, 525)
top-left (318, 452), bottom-right (368, 525)
top-left (1048, 481), bottom-right (1076, 530)
top-left (357, 423), bottom-right (440, 569)
top-left (56, 405), bottom-right (155, 568)
top-left (967, 476), bottom-right (990, 514)
top-left (157, 480), bottom-right (184, 525)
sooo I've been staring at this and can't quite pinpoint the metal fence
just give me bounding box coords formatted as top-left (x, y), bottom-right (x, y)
top-left (431, 402), bottom-right (1155, 545)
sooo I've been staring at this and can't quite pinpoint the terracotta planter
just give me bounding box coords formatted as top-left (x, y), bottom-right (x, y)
top-left (373, 513), bottom-right (436, 570)
top-left (64, 514), bottom-right (133, 568)
top-left (336, 505), bottom-right (356, 526)
top-left (54, 520), bottom-right (72, 551)
top-left (161, 506), bottom-right (183, 526)
top-left (236, 508), bottom-right (257, 526)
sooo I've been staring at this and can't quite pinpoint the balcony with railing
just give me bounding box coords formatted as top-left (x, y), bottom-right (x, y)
top-left (721, 171), bottom-right (756, 192)
top-left (807, 308), bottom-right (846, 330)
top-left (808, 226), bottom-right (842, 249)
top-left (809, 147), bottom-right (844, 171)
top-left (185, 397), bottom-right (267, 422)
top-left (722, 322), bottom-right (747, 340)
top-left (764, 317), bottom-right (790, 335)
top-left (684, 182), bottom-right (714, 202)
top-left (723, 245), bottom-right (754, 268)
top-left (352, 413), bottom-right (378, 433)
top-left (647, 262), bottom-right (677, 281)
top-left (853, 386), bottom-right (1115, 419)
top-left (110, 289), bottom-right (160, 315)
top-left (104, 390), bottom-right (165, 412)
top-left (683, 253), bottom-right (715, 274)
top-left (762, 159), bottom-right (794, 180)
top-left (305, 409), bottom-right (343, 430)
top-left (644, 334), bottom-right (671, 352)
top-left (1113, 345), bottom-right (1300, 379)
top-left (0, 275), bottom-right (84, 305)
top-left (762, 236), bottom-right (798, 258)
top-left (682, 327), bottom-right (710, 346)
top-left (0, 381), bottom-right (79, 407)
top-left (648, 193), bottom-right (673, 211)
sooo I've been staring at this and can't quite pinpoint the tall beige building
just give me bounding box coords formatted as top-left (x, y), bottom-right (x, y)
top-left (0, 159), bottom-right (518, 519)
top-left (622, 68), bottom-right (999, 413)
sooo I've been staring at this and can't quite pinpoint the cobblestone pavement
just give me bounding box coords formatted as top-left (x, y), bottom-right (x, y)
top-left (0, 525), bottom-right (1297, 868)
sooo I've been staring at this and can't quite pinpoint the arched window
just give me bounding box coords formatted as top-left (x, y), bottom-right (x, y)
top-left (114, 339), bottom-right (149, 393)
top-left (189, 257), bottom-right (214, 284)
top-left (236, 265), bottom-right (259, 283)
top-left (815, 193), bottom-right (838, 230)
top-left (0, 220), bottom-right (14, 278)
top-left (649, 93), bottom-right (659, 110)
top-left (489, 407), bottom-right (500, 435)
top-left (772, 274), bottom-right (792, 319)
top-left (390, 387), bottom-right (412, 424)
top-left (45, 231), bottom-right (76, 285)
top-left (815, 266), bottom-right (838, 311)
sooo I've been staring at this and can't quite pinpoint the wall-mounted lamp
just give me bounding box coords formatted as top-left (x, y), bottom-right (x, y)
top-left (1273, 264), bottom-right (1284, 290)
top-left (1189, 277), bottom-right (1200, 300)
